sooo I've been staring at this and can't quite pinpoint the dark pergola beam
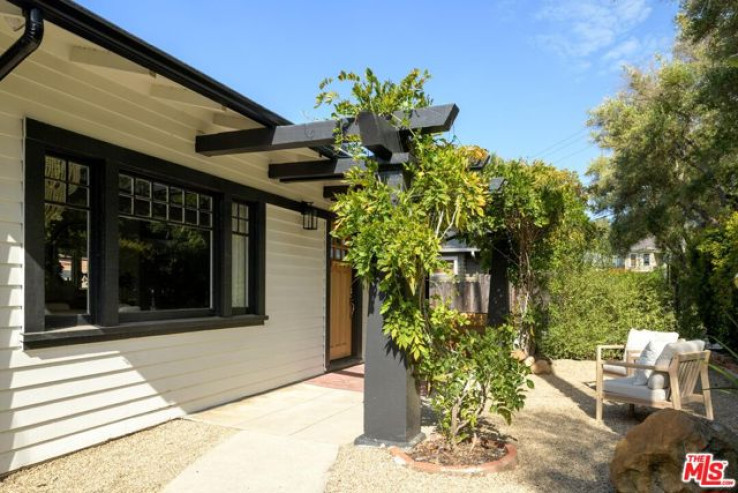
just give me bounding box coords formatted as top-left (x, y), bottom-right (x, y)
top-left (323, 185), bottom-right (351, 199)
top-left (269, 153), bottom-right (411, 182)
top-left (357, 112), bottom-right (404, 161)
top-left (269, 158), bottom-right (360, 181)
top-left (196, 104), bottom-right (459, 157)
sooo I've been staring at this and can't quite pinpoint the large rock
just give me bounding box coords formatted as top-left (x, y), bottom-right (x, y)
top-left (530, 359), bottom-right (552, 375)
top-left (510, 349), bottom-right (528, 362)
top-left (610, 409), bottom-right (738, 492)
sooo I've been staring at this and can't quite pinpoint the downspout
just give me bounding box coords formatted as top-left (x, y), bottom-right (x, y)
top-left (0, 8), bottom-right (44, 83)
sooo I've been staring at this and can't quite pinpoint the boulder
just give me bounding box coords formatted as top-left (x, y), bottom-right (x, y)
top-left (511, 349), bottom-right (528, 362)
top-left (530, 359), bottom-right (552, 375)
top-left (523, 356), bottom-right (535, 367)
top-left (610, 409), bottom-right (738, 493)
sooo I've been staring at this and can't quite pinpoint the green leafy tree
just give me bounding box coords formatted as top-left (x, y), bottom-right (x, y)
top-left (588, 0), bottom-right (738, 345)
top-left (466, 157), bottom-right (589, 353)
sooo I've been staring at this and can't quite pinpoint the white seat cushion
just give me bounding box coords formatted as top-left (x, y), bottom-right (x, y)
top-left (603, 363), bottom-right (628, 376)
top-left (604, 376), bottom-right (668, 402)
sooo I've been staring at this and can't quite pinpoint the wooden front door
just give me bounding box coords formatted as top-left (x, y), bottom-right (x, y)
top-left (330, 240), bottom-right (353, 360)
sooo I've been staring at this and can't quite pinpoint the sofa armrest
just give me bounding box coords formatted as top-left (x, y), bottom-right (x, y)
top-left (596, 344), bottom-right (625, 363)
top-left (602, 360), bottom-right (669, 372)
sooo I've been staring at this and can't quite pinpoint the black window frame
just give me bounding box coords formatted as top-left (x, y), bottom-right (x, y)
top-left (116, 170), bottom-right (217, 323)
top-left (23, 120), bottom-right (325, 348)
top-left (230, 200), bottom-right (257, 316)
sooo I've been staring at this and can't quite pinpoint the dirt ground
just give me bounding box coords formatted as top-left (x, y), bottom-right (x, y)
top-left (326, 360), bottom-right (738, 493)
top-left (0, 419), bottom-right (236, 493)
top-left (1, 360), bottom-right (734, 493)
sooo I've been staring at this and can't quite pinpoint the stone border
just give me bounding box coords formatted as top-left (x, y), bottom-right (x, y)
top-left (389, 443), bottom-right (517, 475)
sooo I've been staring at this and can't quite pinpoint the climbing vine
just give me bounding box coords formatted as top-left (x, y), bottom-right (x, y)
top-left (317, 69), bottom-right (531, 446)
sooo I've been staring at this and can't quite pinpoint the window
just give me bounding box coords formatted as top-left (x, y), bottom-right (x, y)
top-left (44, 156), bottom-right (91, 324)
top-left (24, 120), bottom-right (299, 348)
top-left (330, 237), bottom-right (349, 262)
top-left (643, 253), bottom-right (650, 267)
top-left (231, 201), bottom-right (251, 314)
top-left (118, 175), bottom-right (213, 315)
top-left (432, 256), bottom-right (458, 277)
top-left (630, 253), bottom-right (637, 268)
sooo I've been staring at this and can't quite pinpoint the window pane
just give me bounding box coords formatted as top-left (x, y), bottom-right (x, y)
top-left (185, 192), bottom-right (197, 208)
top-left (152, 202), bottom-right (168, 220)
top-left (119, 175), bottom-right (133, 194)
top-left (153, 183), bottom-right (168, 202)
top-left (169, 206), bottom-right (183, 223)
top-left (119, 217), bottom-right (211, 311)
top-left (135, 179), bottom-right (151, 198)
top-left (135, 199), bottom-right (151, 217)
top-left (232, 234), bottom-right (248, 308)
top-left (67, 184), bottom-right (89, 207)
top-left (119, 196), bottom-right (133, 215)
top-left (199, 212), bottom-right (212, 228)
top-left (68, 162), bottom-right (89, 186)
top-left (45, 179), bottom-right (66, 203)
top-left (45, 156), bottom-right (66, 180)
top-left (170, 187), bottom-right (183, 205)
top-left (185, 209), bottom-right (198, 225)
top-left (199, 195), bottom-right (212, 211)
top-left (44, 204), bottom-right (89, 314)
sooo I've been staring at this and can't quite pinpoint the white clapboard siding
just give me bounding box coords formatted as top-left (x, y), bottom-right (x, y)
top-left (0, 24), bottom-right (331, 473)
top-left (0, 30), bottom-right (330, 210)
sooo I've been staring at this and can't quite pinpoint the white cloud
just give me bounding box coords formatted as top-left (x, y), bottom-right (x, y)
top-left (603, 37), bottom-right (641, 61)
top-left (534, 0), bottom-right (660, 73)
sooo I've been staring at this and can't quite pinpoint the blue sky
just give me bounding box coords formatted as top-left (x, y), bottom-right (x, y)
top-left (76, 0), bottom-right (678, 180)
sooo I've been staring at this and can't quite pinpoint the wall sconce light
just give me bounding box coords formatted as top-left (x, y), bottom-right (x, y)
top-left (301, 202), bottom-right (318, 231)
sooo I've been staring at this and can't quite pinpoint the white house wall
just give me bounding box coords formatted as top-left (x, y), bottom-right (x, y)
top-left (0, 27), bottom-right (328, 473)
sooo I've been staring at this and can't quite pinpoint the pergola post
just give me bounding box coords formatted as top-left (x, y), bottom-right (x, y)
top-left (355, 164), bottom-right (423, 448)
top-left (355, 283), bottom-right (423, 447)
top-left (487, 240), bottom-right (511, 326)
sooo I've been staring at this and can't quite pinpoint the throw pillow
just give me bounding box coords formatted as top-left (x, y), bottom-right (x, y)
top-left (633, 339), bottom-right (672, 386)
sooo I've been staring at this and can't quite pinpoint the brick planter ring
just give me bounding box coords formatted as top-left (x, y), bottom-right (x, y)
top-left (389, 443), bottom-right (518, 475)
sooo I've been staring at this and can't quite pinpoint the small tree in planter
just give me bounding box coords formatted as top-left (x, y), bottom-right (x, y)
top-left (317, 69), bottom-right (532, 453)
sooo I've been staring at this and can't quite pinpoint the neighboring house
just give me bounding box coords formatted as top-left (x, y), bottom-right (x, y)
top-left (614, 237), bottom-right (663, 272)
top-left (0, 0), bottom-right (364, 474)
top-left (437, 237), bottom-right (485, 280)
top-left (431, 238), bottom-right (496, 328)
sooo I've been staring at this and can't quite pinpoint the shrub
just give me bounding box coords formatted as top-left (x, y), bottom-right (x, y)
top-left (418, 308), bottom-right (532, 448)
top-left (539, 267), bottom-right (677, 359)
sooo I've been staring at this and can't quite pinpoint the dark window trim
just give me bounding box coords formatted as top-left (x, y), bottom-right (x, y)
top-left (24, 119), bottom-right (319, 347)
top-left (230, 199), bottom-right (257, 315)
top-left (23, 314), bottom-right (269, 349)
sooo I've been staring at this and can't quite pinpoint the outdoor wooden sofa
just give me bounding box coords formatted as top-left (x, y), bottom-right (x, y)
top-left (599, 329), bottom-right (680, 377)
top-left (596, 347), bottom-right (714, 423)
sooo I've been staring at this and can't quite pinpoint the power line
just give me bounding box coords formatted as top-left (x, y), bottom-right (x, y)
top-left (528, 127), bottom-right (588, 159)
top-left (552, 144), bottom-right (595, 165)
top-left (537, 135), bottom-right (590, 160)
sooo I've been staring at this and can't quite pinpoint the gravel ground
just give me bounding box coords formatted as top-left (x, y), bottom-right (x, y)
top-left (0, 419), bottom-right (236, 493)
top-left (326, 359), bottom-right (738, 493)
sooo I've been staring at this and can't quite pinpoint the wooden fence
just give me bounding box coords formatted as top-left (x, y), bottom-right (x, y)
top-left (430, 274), bottom-right (490, 330)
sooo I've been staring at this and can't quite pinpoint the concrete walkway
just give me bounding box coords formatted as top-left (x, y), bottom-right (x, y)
top-left (163, 366), bottom-right (364, 492)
